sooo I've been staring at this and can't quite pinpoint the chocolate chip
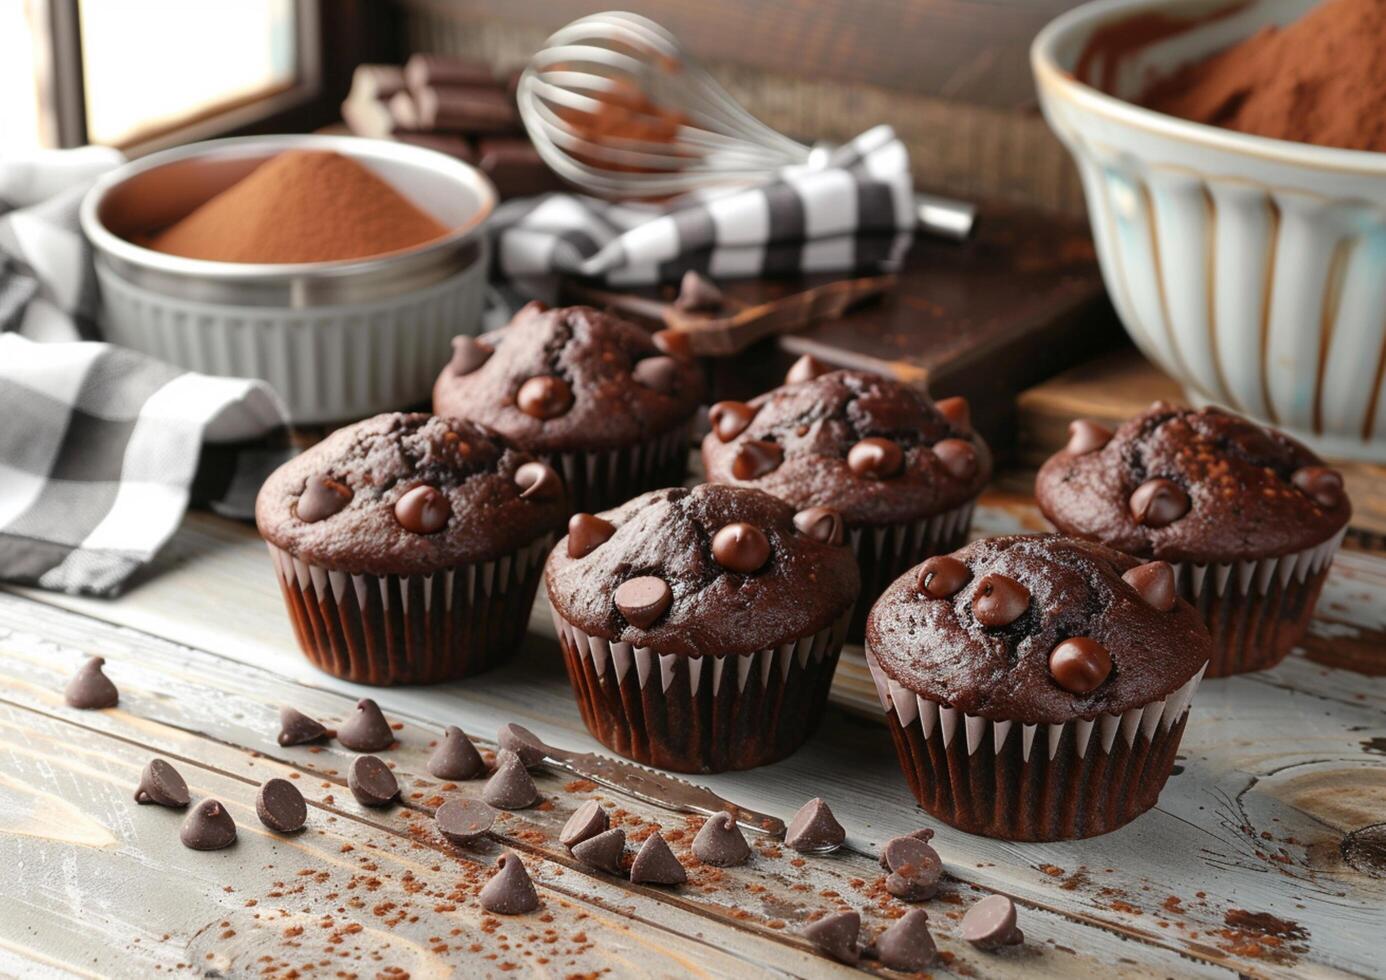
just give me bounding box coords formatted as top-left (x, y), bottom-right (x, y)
top-left (180, 799), bottom-right (237, 850)
top-left (517, 375), bottom-right (572, 419)
top-left (847, 437), bottom-right (903, 479)
top-left (878, 828), bottom-right (936, 868)
top-left (482, 750), bottom-right (541, 810)
top-left (972, 574), bottom-right (1030, 627)
top-left (933, 438), bottom-right (979, 480)
top-left (1129, 478), bottom-right (1190, 527)
top-left (336, 698), bottom-right (394, 752)
top-left (1066, 418), bottom-right (1113, 455)
top-left (256, 778), bottom-right (307, 833)
top-left (348, 755), bottom-right (399, 807)
top-left (615, 576), bottom-right (672, 629)
top-left (708, 400), bottom-right (757, 442)
top-left (730, 439), bottom-right (783, 479)
top-left (916, 556), bottom-right (970, 599)
top-left (793, 506), bottom-right (845, 546)
top-left (632, 356), bottom-right (680, 393)
top-left (630, 831), bottom-right (687, 885)
top-left (1123, 561), bottom-right (1177, 612)
top-left (448, 335), bottom-right (493, 376)
top-left (673, 270), bottom-right (723, 312)
top-left (571, 827), bottom-right (626, 873)
top-left (479, 850), bottom-right (540, 914)
top-left (1292, 466), bottom-right (1345, 508)
top-left (428, 725), bottom-right (486, 780)
top-left (802, 910), bottom-right (860, 965)
top-left (784, 798), bottom-right (845, 854)
top-left (785, 354), bottom-right (832, 385)
top-left (652, 328), bottom-right (694, 360)
top-left (711, 522), bottom-right (770, 574)
top-left (515, 461), bottom-right (561, 500)
top-left (874, 909), bottom-right (937, 971)
top-left (567, 512), bottom-right (616, 559)
top-left (497, 723), bottom-right (546, 768)
top-left (882, 835), bottom-right (942, 901)
top-left (296, 475), bottom-right (352, 523)
top-left (1049, 637), bottom-right (1113, 693)
top-left (134, 759), bottom-right (190, 808)
top-left (960, 894), bottom-right (1024, 950)
top-left (691, 811), bottom-right (750, 867)
top-left (935, 396), bottom-right (970, 429)
top-left (435, 798), bottom-right (495, 843)
top-left (394, 484), bottom-right (450, 534)
top-left (65, 656), bottom-right (118, 710)
top-left (278, 706), bottom-right (330, 747)
top-left (560, 800), bottom-right (610, 849)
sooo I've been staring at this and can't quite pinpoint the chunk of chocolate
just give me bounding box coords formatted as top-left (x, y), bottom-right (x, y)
top-left (691, 811), bottom-right (750, 867)
top-left (478, 138), bottom-right (564, 199)
top-left (784, 798), bottom-right (846, 854)
top-left (180, 799), bottom-right (237, 851)
top-left (571, 827), bottom-right (626, 874)
top-left (615, 576), bottom-right (672, 628)
top-left (403, 53), bottom-right (495, 90)
top-left (560, 800), bottom-right (610, 849)
top-left (278, 706), bottom-right (330, 747)
top-left (348, 755), bottom-right (400, 807)
top-left (428, 726), bottom-right (486, 781)
top-left (65, 656), bottom-right (118, 710)
top-left (935, 395), bottom-right (970, 429)
top-left (256, 778), bottom-right (307, 833)
top-left (630, 832), bottom-right (687, 885)
top-left (882, 835), bottom-right (942, 901)
top-left (336, 698), bottom-right (395, 752)
top-left (482, 750), bottom-right (541, 810)
top-left (802, 910), bottom-right (860, 965)
top-left (414, 85), bottom-right (518, 133)
top-left (435, 798), bottom-right (495, 843)
top-left (479, 851), bottom-right (540, 914)
top-left (134, 759), bottom-right (190, 808)
top-left (673, 270), bottom-right (723, 313)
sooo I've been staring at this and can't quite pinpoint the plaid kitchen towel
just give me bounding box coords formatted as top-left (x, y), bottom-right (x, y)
top-left (1, 149), bottom-right (288, 596)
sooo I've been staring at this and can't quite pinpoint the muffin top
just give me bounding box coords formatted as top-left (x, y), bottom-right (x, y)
top-left (545, 483), bottom-right (860, 657)
top-left (1036, 403), bottom-right (1351, 563)
top-left (866, 535), bottom-right (1212, 725)
top-left (256, 413), bottom-right (567, 575)
top-left (432, 303), bottom-right (704, 453)
top-left (700, 366), bottom-right (991, 526)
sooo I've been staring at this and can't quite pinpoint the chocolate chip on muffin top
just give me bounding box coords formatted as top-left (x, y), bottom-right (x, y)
top-left (256, 413), bottom-right (566, 576)
top-left (701, 369), bottom-right (991, 525)
top-left (545, 484), bottom-right (860, 657)
top-left (432, 303), bottom-right (704, 453)
top-left (1035, 402), bottom-right (1351, 563)
top-left (866, 535), bottom-right (1212, 724)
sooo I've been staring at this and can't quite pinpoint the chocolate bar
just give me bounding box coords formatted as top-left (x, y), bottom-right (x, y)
top-left (403, 53), bottom-right (496, 91)
top-left (478, 138), bottom-right (565, 198)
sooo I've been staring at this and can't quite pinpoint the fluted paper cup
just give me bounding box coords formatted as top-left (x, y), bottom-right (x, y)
top-left (546, 421), bottom-right (691, 515)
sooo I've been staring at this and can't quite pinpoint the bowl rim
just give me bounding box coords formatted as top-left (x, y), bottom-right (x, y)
top-left (79, 132), bottom-right (498, 281)
top-left (1030, 0), bottom-right (1386, 178)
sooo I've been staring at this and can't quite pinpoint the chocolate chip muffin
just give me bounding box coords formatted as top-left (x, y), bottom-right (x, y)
top-left (701, 363), bottom-right (991, 636)
top-left (866, 534), bottom-right (1212, 840)
top-left (257, 412), bottom-right (567, 685)
top-left (433, 303), bottom-right (703, 513)
top-left (545, 483), bottom-right (859, 773)
top-left (1035, 403), bottom-right (1350, 677)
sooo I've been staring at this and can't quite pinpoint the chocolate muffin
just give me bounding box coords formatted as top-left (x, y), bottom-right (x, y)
top-left (257, 413), bottom-right (567, 685)
top-left (701, 364), bottom-right (991, 635)
top-left (433, 303), bottom-right (703, 512)
top-left (1035, 403), bottom-right (1350, 677)
top-left (866, 534), bottom-right (1212, 840)
top-left (545, 483), bottom-right (859, 773)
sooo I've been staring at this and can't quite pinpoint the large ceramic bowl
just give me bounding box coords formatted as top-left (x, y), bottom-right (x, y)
top-left (1033, 0), bottom-right (1386, 461)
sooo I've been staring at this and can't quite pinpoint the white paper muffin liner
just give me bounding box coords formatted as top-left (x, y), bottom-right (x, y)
top-left (545, 421), bottom-right (692, 515)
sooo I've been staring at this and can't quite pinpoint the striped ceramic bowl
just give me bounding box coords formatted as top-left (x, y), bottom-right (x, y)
top-left (1033, 0), bottom-right (1386, 461)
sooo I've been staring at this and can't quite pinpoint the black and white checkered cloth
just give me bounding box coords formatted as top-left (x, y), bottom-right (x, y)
top-left (1, 149), bottom-right (287, 596)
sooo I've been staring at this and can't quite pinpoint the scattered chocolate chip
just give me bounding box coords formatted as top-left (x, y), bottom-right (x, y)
top-left (632, 355), bottom-right (680, 393)
top-left (1129, 478), bottom-right (1190, 527)
top-left (348, 755), bottom-right (399, 807)
top-left (560, 800), bottom-right (610, 849)
top-left (708, 400), bottom-right (757, 442)
top-left (482, 750), bottom-right (541, 810)
top-left (882, 835), bottom-right (942, 901)
top-left (935, 395), bottom-right (971, 429)
top-left (961, 894), bottom-right (1024, 950)
top-left (180, 799), bottom-right (237, 850)
top-left (65, 656), bottom-right (118, 709)
top-left (572, 827), bottom-right (626, 874)
top-left (514, 461), bottom-right (561, 500)
top-left (877, 828), bottom-right (936, 868)
top-left (1066, 418), bottom-right (1114, 455)
top-left (785, 354), bottom-right (832, 385)
top-left (793, 506), bottom-right (845, 546)
top-left (673, 270), bottom-right (723, 312)
top-left (428, 725), bottom-right (486, 780)
top-left (435, 798), bottom-right (495, 843)
top-left (730, 439), bottom-right (783, 480)
top-left (394, 484), bottom-right (450, 534)
top-left (803, 910), bottom-right (860, 965)
top-left (134, 759), bottom-right (190, 808)
top-left (916, 556), bottom-right (971, 599)
top-left (784, 798), bottom-right (846, 854)
top-left (516, 375), bottom-right (573, 419)
top-left (448, 335), bottom-right (493, 376)
top-left (1123, 561), bottom-right (1177, 612)
top-left (630, 832), bottom-right (687, 885)
top-left (497, 723), bottom-right (547, 768)
top-left (1292, 466), bottom-right (1345, 508)
top-left (1049, 637), bottom-right (1113, 693)
top-left (278, 706), bottom-right (330, 747)
top-left (972, 573), bottom-right (1030, 627)
top-left (652, 328), bottom-right (694, 360)
top-left (256, 778), bottom-right (307, 833)
top-left (933, 438), bottom-right (979, 480)
top-left (874, 909), bottom-right (937, 971)
top-left (567, 512), bottom-right (616, 559)
top-left (615, 576), bottom-right (672, 629)
top-left (336, 698), bottom-right (395, 752)
top-left (479, 851), bottom-right (540, 914)
top-left (847, 437), bottom-right (903, 479)
top-left (296, 475), bottom-right (353, 523)
top-left (692, 811), bottom-right (751, 867)
top-left (711, 522), bottom-right (771, 574)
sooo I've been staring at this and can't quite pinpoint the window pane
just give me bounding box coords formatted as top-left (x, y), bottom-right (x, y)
top-left (79, 0), bottom-right (297, 146)
top-left (0, 1), bottom-right (47, 153)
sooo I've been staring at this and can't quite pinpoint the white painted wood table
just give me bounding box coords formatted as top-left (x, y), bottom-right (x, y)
top-left (2, 487), bottom-right (1384, 979)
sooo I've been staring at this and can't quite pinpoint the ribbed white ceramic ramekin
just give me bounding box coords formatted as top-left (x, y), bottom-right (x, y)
top-left (81, 135), bottom-right (496, 424)
top-left (1033, 0), bottom-right (1386, 461)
